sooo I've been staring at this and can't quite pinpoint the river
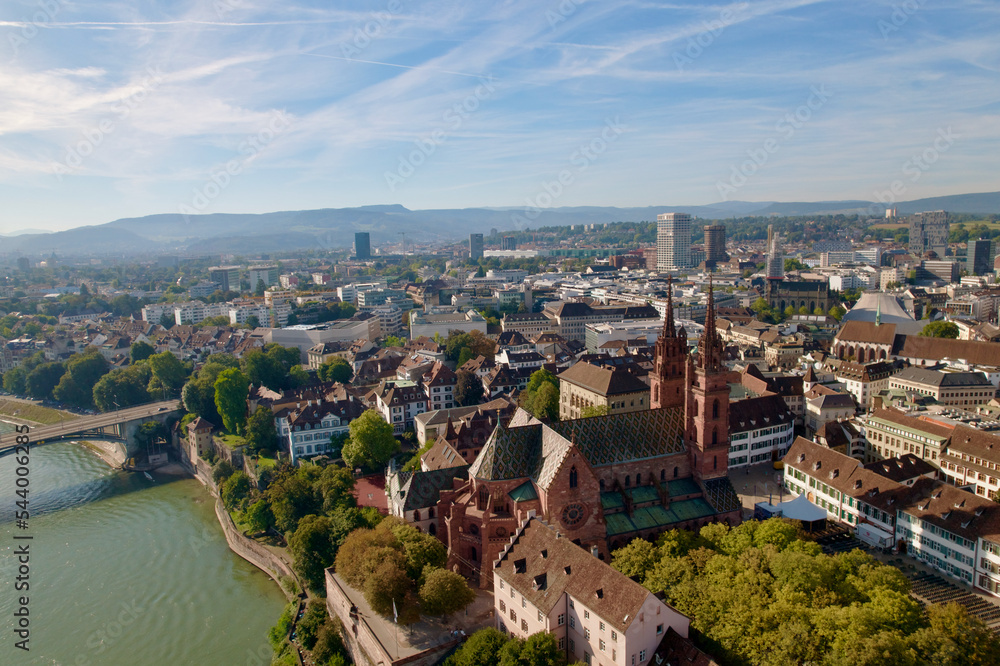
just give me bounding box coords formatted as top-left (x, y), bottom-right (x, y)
top-left (0, 441), bottom-right (287, 665)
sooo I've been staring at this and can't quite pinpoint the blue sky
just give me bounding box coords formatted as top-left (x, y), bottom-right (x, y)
top-left (1, 0), bottom-right (998, 232)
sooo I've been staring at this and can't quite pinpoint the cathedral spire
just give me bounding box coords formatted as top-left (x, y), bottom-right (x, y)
top-left (663, 275), bottom-right (676, 338)
top-left (699, 273), bottom-right (718, 370)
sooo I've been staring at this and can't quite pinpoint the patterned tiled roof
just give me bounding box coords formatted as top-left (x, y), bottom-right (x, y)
top-left (469, 407), bottom-right (686, 487)
top-left (549, 407), bottom-right (686, 467)
top-left (701, 477), bottom-right (741, 513)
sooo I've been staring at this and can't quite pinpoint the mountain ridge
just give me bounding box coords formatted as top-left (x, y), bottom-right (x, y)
top-left (6, 191), bottom-right (999, 256)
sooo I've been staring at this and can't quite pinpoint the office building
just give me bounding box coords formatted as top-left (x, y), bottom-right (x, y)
top-left (247, 264), bottom-right (279, 289)
top-left (470, 233), bottom-right (484, 261)
top-left (969, 239), bottom-right (993, 276)
top-left (704, 224), bottom-right (727, 264)
top-left (656, 212), bottom-right (692, 271)
top-left (502, 236), bottom-right (518, 251)
top-left (208, 265), bottom-right (240, 293)
top-left (908, 210), bottom-right (948, 258)
top-left (354, 232), bottom-right (371, 260)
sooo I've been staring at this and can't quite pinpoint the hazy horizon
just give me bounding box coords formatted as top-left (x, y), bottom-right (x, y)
top-left (3, 1), bottom-right (998, 233)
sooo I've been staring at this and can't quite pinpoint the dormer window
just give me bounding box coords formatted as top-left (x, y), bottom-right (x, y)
top-left (813, 461), bottom-right (822, 471)
top-left (564, 566), bottom-right (572, 575)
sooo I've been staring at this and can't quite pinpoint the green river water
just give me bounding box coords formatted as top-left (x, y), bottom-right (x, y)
top-left (0, 439), bottom-right (287, 665)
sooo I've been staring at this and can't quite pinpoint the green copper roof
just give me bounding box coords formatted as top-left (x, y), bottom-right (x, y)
top-left (508, 480), bottom-right (538, 503)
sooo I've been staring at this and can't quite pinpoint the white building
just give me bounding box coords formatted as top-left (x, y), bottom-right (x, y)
top-left (656, 212), bottom-right (692, 271)
top-left (728, 395), bottom-right (795, 468)
top-left (248, 265), bottom-right (279, 288)
top-left (409, 309), bottom-right (487, 340)
top-left (494, 515), bottom-right (692, 666)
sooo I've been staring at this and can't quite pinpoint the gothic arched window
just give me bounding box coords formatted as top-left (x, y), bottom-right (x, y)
top-left (712, 399), bottom-right (720, 419)
top-left (569, 466), bottom-right (578, 489)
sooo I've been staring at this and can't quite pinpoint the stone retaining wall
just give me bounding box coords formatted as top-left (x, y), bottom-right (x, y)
top-left (213, 499), bottom-right (299, 600)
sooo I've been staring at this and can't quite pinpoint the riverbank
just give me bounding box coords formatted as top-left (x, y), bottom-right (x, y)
top-left (79, 438), bottom-right (127, 468)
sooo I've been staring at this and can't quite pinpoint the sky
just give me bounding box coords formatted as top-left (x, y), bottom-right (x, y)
top-left (1, 0), bottom-right (998, 233)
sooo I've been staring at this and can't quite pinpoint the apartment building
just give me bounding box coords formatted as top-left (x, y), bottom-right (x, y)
top-left (728, 395), bottom-right (795, 468)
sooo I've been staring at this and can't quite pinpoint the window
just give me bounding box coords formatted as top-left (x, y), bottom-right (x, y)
top-left (510, 609), bottom-right (516, 621)
top-left (538, 610), bottom-right (544, 622)
top-left (600, 639), bottom-right (606, 652)
top-left (558, 613), bottom-right (565, 626)
top-left (611, 631), bottom-right (617, 641)
top-left (499, 580), bottom-right (504, 590)
top-left (584, 610), bottom-right (590, 619)
top-left (522, 597), bottom-right (526, 608)
top-left (500, 600), bottom-right (506, 612)
top-left (640, 650), bottom-right (647, 662)
top-left (584, 628), bottom-right (591, 639)
top-left (599, 621), bottom-right (605, 631)
top-left (521, 619), bottom-right (528, 632)
top-left (569, 617), bottom-right (575, 628)
top-left (656, 623), bottom-right (663, 635)
top-left (570, 466), bottom-right (578, 489)
top-left (559, 638), bottom-right (565, 650)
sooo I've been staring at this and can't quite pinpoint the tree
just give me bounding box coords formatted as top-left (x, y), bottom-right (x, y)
top-left (454, 369), bottom-right (484, 406)
top-left (267, 472), bottom-right (321, 534)
top-left (610, 538), bottom-right (659, 579)
top-left (288, 364), bottom-right (310, 388)
top-left (419, 568), bottom-right (476, 617)
top-left (243, 498), bottom-right (274, 533)
top-left (813, 307), bottom-right (826, 316)
top-left (296, 599), bottom-right (328, 650)
top-left (316, 465), bottom-right (356, 513)
top-left (499, 632), bottom-right (562, 666)
top-left (921, 321), bottom-right (959, 339)
top-left (212, 459), bottom-right (235, 484)
top-left (580, 404), bottom-right (609, 418)
top-left (751, 297), bottom-right (773, 322)
top-left (289, 515), bottom-right (337, 592)
top-left (245, 315), bottom-right (261, 329)
top-left (26, 362), bottom-right (65, 400)
top-left (221, 471), bottom-right (252, 511)
top-left (530, 381), bottom-right (560, 421)
top-left (829, 305), bottom-right (846, 321)
top-left (318, 357), bottom-right (353, 383)
top-left (311, 618), bottom-right (347, 665)
top-left (3, 367), bottom-right (26, 394)
top-left (342, 409), bottom-right (399, 470)
top-left (147, 351), bottom-right (188, 398)
top-left (214, 368), bottom-right (250, 434)
top-left (798, 305), bottom-right (809, 315)
top-left (456, 346), bottom-right (474, 368)
top-left (254, 279), bottom-right (266, 297)
top-left (383, 335), bottom-right (405, 348)
top-left (364, 559), bottom-right (413, 617)
top-left (93, 364), bottom-right (151, 411)
top-left (245, 405), bottom-right (278, 454)
top-left (130, 341), bottom-right (156, 364)
top-left (449, 628), bottom-right (507, 666)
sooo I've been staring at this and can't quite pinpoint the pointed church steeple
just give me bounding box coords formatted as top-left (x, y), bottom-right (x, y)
top-left (663, 275), bottom-right (676, 338)
top-left (698, 273), bottom-right (720, 370)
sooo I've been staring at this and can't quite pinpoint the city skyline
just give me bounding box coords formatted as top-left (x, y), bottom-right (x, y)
top-left (2, 1), bottom-right (998, 233)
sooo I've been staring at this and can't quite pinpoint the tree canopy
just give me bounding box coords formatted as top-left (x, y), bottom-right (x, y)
top-left (610, 519), bottom-right (1000, 666)
top-left (342, 409), bottom-right (399, 471)
top-left (920, 321), bottom-right (959, 339)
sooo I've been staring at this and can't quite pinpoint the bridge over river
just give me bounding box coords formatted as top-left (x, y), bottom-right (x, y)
top-left (0, 400), bottom-right (182, 456)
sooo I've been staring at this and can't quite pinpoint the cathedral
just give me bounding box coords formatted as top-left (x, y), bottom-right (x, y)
top-left (430, 278), bottom-right (742, 587)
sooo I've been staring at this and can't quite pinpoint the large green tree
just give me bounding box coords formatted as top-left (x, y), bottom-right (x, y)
top-left (93, 364), bottom-right (152, 411)
top-left (214, 367), bottom-right (250, 434)
top-left (454, 369), bottom-right (484, 406)
top-left (147, 351), bottom-right (189, 398)
top-left (129, 340), bottom-right (156, 364)
top-left (288, 514), bottom-right (337, 592)
top-left (920, 321), bottom-right (959, 339)
top-left (25, 361), bottom-right (65, 400)
top-left (342, 409), bottom-right (399, 471)
top-left (419, 568), bottom-right (476, 617)
top-left (318, 357), bottom-right (353, 383)
top-left (245, 405), bottom-right (278, 454)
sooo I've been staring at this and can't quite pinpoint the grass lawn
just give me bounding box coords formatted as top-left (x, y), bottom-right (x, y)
top-left (0, 400), bottom-right (78, 425)
top-left (257, 452), bottom-right (277, 470)
top-left (217, 433), bottom-right (246, 448)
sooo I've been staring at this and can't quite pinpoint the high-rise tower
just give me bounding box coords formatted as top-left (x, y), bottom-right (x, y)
top-left (650, 277), bottom-right (688, 409)
top-left (704, 224), bottom-right (727, 265)
top-left (656, 213), bottom-right (692, 271)
top-left (686, 275), bottom-right (730, 481)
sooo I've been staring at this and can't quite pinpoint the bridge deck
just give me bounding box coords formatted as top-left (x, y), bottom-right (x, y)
top-left (0, 400), bottom-right (182, 451)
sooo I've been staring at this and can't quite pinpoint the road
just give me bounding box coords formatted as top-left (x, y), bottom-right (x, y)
top-left (0, 400), bottom-right (182, 451)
